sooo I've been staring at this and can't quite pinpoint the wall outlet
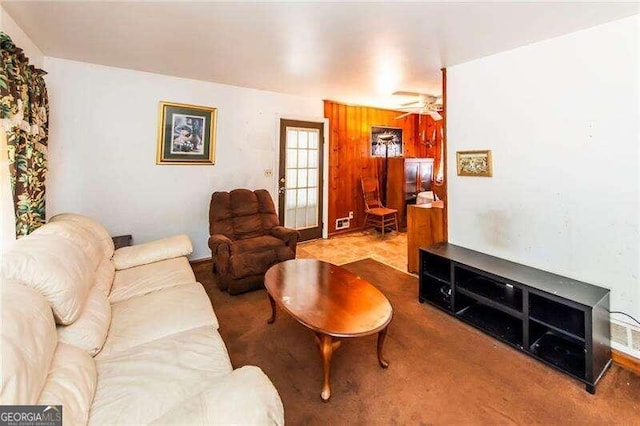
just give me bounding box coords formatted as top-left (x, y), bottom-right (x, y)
top-left (264, 169), bottom-right (273, 177)
top-left (348, 211), bottom-right (354, 219)
top-left (335, 218), bottom-right (350, 230)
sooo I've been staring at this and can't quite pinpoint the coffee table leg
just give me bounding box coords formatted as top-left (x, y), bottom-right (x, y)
top-left (267, 293), bottom-right (276, 324)
top-left (377, 326), bottom-right (389, 368)
top-left (315, 333), bottom-right (341, 402)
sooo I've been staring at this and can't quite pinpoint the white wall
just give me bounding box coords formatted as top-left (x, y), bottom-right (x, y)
top-left (447, 16), bottom-right (640, 322)
top-left (0, 6), bottom-right (44, 68)
top-left (44, 58), bottom-right (324, 259)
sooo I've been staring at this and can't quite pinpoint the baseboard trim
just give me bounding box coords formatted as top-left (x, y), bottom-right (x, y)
top-left (612, 349), bottom-right (640, 375)
top-left (328, 227), bottom-right (403, 238)
top-left (190, 257), bottom-right (212, 266)
top-left (328, 227), bottom-right (364, 237)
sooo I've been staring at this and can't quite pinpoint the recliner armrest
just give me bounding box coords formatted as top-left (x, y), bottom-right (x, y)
top-left (208, 234), bottom-right (232, 253)
top-left (112, 235), bottom-right (193, 270)
top-left (149, 366), bottom-right (284, 425)
top-left (270, 226), bottom-right (299, 247)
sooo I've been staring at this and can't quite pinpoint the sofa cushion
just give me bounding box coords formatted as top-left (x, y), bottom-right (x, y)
top-left (228, 236), bottom-right (290, 281)
top-left (38, 343), bottom-right (97, 426)
top-left (210, 189), bottom-right (281, 241)
top-left (2, 233), bottom-right (95, 324)
top-left (230, 250), bottom-right (278, 279)
top-left (49, 213), bottom-right (115, 259)
top-left (90, 326), bottom-right (232, 426)
top-left (112, 234), bottom-right (193, 271)
top-left (57, 285), bottom-right (111, 356)
top-left (109, 256), bottom-right (196, 304)
top-left (231, 235), bottom-right (286, 255)
top-left (230, 189), bottom-right (265, 240)
top-left (233, 213), bottom-right (265, 240)
top-left (0, 281), bottom-right (57, 405)
top-left (209, 191), bottom-right (235, 239)
top-left (94, 257), bottom-right (115, 298)
top-left (99, 283), bottom-right (217, 357)
top-left (149, 366), bottom-right (284, 426)
top-left (33, 221), bottom-right (104, 269)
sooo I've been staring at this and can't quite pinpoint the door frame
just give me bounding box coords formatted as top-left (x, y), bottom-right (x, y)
top-left (274, 116), bottom-right (329, 240)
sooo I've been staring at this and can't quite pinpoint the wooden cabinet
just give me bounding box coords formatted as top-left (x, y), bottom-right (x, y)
top-left (419, 243), bottom-right (612, 394)
top-left (407, 204), bottom-right (445, 273)
top-left (386, 157), bottom-right (435, 230)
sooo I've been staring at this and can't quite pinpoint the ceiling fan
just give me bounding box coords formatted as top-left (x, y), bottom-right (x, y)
top-left (393, 91), bottom-right (443, 121)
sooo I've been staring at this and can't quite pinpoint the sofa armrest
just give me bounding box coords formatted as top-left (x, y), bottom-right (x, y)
top-left (149, 366), bottom-right (284, 426)
top-left (270, 226), bottom-right (299, 249)
top-left (112, 235), bottom-right (193, 271)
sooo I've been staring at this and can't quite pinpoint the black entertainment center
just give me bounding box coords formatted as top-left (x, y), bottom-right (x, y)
top-left (419, 242), bottom-right (611, 393)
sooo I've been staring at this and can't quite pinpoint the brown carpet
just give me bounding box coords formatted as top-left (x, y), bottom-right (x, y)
top-left (192, 259), bottom-right (640, 425)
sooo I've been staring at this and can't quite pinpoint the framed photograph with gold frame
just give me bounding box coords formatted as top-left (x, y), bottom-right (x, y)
top-left (456, 150), bottom-right (493, 177)
top-left (157, 101), bottom-right (217, 165)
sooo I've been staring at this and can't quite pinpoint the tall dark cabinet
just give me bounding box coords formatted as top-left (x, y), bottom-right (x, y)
top-left (386, 157), bottom-right (434, 229)
top-left (419, 242), bottom-right (612, 394)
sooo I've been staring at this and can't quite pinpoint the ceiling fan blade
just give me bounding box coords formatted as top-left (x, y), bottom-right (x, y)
top-left (393, 90), bottom-right (441, 101)
top-left (426, 111), bottom-right (443, 121)
top-left (395, 112), bottom-right (413, 119)
top-left (400, 100), bottom-right (422, 107)
top-left (392, 91), bottom-right (423, 97)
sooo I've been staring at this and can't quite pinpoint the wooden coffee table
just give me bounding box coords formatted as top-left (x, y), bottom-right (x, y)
top-left (264, 259), bottom-right (393, 401)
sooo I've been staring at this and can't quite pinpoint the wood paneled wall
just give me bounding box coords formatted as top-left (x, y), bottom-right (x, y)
top-left (324, 100), bottom-right (441, 235)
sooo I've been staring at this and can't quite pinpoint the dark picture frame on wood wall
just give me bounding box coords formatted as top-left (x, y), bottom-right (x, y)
top-left (157, 101), bottom-right (217, 165)
top-left (456, 150), bottom-right (493, 177)
top-left (371, 126), bottom-right (403, 157)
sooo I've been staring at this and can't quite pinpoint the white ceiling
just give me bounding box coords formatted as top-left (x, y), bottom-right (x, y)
top-left (2, 1), bottom-right (638, 109)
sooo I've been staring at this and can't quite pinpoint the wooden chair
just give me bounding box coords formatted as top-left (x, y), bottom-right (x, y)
top-left (360, 176), bottom-right (399, 237)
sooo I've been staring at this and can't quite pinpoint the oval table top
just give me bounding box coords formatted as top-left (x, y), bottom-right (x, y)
top-left (264, 259), bottom-right (393, 338)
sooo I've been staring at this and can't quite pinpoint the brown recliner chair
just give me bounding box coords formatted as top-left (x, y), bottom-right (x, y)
top-left (208, 188), bottom-right (299, 295)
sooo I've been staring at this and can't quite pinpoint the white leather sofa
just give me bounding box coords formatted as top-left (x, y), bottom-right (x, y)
top-left (1, 213), bottom-right (284, 425)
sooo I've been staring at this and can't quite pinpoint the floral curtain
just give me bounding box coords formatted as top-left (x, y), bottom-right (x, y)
top-left (0, 32), bottom-right (49, 237)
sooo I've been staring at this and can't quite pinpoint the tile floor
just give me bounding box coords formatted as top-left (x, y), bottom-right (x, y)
top-left (296, 229), bottom-right (411, 274)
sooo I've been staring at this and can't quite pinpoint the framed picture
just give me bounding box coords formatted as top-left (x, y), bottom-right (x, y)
top-left (456, 150), bottom-right (493, 177)
top-left (371, 126), bottom-right (403, 157)
top-left (157, 101), bottom-right (217, 165)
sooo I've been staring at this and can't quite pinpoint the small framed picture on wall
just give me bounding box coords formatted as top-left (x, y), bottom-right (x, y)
top-left (371, 126), bottom-right (403, 157)
top-left (456, 150), bottom-right (493, 177)
top-left (157, 101), bottom-right (217, 165)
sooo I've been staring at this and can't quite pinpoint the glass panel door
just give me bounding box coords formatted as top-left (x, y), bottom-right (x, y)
top-left (279, 120), bottom-right (324, 241)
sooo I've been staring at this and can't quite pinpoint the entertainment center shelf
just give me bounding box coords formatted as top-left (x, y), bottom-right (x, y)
top-left (419, 242), bottom-right (611, 393)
